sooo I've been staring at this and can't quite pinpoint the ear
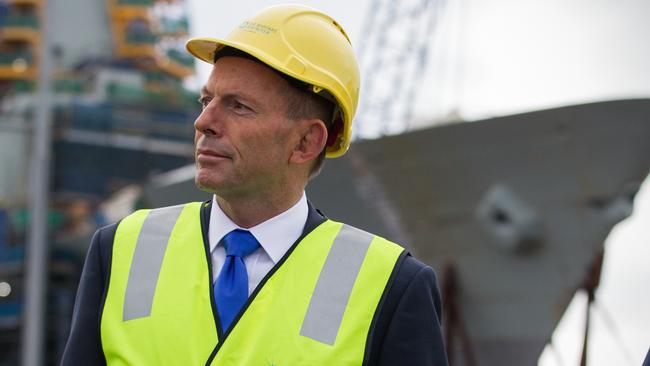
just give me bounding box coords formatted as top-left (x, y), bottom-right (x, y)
top-left (289, 119), bottom-right (328, 165)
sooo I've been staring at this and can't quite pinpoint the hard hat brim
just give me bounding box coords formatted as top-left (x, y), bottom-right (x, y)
top-left (186, 37), bottom-right (230, 65)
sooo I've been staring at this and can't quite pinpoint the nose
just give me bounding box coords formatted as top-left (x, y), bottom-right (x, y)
top-left (194, 102), bottom-right (221, 137)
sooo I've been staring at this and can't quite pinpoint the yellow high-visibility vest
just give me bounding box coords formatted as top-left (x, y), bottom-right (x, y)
top-left (101, 202), bottom-right (403, 365)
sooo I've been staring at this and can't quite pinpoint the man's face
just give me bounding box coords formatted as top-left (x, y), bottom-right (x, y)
top-left (194, 56), bottom-right (297, 197)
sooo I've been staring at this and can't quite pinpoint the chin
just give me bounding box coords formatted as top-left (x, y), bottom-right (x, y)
top-left (194, 172), bottom-right (221, 194)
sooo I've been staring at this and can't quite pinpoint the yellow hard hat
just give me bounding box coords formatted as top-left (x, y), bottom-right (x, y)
top-left (186, 4), bottom-right (360, 158)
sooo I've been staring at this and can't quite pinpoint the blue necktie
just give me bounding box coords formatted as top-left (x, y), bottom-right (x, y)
top-left (214, 229), bottom-right (260, 331)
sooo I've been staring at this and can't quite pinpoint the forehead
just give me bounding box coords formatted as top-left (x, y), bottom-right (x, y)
top-left (204, 56), bottom-right (289, 95)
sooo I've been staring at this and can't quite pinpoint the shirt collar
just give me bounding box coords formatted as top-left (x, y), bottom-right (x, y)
top-left (208, 192), bottom-right (308, 264)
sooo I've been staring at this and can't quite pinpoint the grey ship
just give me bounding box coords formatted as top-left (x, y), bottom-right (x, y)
top-left (138, 98), bottom-right (650, 366)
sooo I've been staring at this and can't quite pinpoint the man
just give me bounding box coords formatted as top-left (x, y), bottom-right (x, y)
top-left (62, 5), bottom-right (448, 365)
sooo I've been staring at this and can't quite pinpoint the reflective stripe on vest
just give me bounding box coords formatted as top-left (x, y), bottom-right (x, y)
top-left (102, 203), bottom-right (404, 365)
top-left (300, 224), bottom-right (374, 345)
top-left (123, 205), bottom-right (184, 321)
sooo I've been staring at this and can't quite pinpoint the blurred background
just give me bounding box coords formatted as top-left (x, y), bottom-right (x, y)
top-left (0, 0), bottom-right (648, 365)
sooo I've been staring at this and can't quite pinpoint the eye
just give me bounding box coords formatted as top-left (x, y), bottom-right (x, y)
top-left (234, 101), bottom-right (247, 110)
top-left (198, 96), bottom-right (212, 110)
top-left (231, 100), bottom-right (253, 114)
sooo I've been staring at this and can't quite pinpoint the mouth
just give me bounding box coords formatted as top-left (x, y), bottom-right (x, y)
top-left (196, 149), bottom-right (231, 163)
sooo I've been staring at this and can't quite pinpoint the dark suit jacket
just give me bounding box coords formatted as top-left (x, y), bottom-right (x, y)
top-left (61, 201), bottom-right (448, 365)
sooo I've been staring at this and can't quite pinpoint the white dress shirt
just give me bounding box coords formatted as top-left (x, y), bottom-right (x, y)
top-left (208, 192), bottom-right (308, 296)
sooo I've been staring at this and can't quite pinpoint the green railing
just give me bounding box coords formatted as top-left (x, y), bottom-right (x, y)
top-left (107, 83), bottom-right (166, 105)
top-left (10, 209), bottom-right (66, 232)
top-left (125, 32), bottom-right (158, 44)
top-left (144, 71), bottom-right (168, 84)
top-left (13, 80), bottom-right (35, 92)
top-left (54, 78), bottom-right (84, 93)
top-left (106, 82), bottom-right (199, 109)
top-left (167, 49), bottom-right (194, 67)
top-left (117, 0), bottom-right (154, 6)
top-left (1, 14), bottom-right (39, 29)
top-left (9, 79), bottom-right (84, 94)
top-left (160, 17), bottom-right (188, 34)
top-left (0, 51), bottom-right (33, 65)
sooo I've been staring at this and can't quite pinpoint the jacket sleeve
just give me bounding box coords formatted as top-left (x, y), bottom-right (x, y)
top-left (60, 224), bottom-right (117, 366)
top-left (369, 255), bottom-right (449, 366)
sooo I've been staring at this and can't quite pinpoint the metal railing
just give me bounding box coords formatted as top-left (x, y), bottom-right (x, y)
top-left (125, 32), bottom-right (158, 44)
top-left (117, 0), bottom-right (154, 6)
top-left (0, 51), bottom-right (33, 65)
top-left (1, 14), bottom-right (39, 28)
top-left (166, 49), bottom-right (194, 67)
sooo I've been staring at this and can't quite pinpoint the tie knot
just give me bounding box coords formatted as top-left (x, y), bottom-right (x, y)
top-left (222, 229), bottom-right (260, 258)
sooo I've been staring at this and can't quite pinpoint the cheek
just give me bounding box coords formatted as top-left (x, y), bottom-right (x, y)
top-left (236, 118), bottom-right (293, 161)
top-left (277, 125), bottom-right (303, 156)
top-left (268, 127), bottom-right (294, 157)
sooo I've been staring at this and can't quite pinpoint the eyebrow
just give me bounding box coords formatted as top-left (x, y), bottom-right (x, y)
top-left (200, 86), bottom-right (252, 101)
top-left (198, 85), bottom-right (263, 111)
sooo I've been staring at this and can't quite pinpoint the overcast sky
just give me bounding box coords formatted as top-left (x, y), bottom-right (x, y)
top-left (421, 0), bottom-right (650, 120)
top-left (185, 1), bottom-right (650, 364)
